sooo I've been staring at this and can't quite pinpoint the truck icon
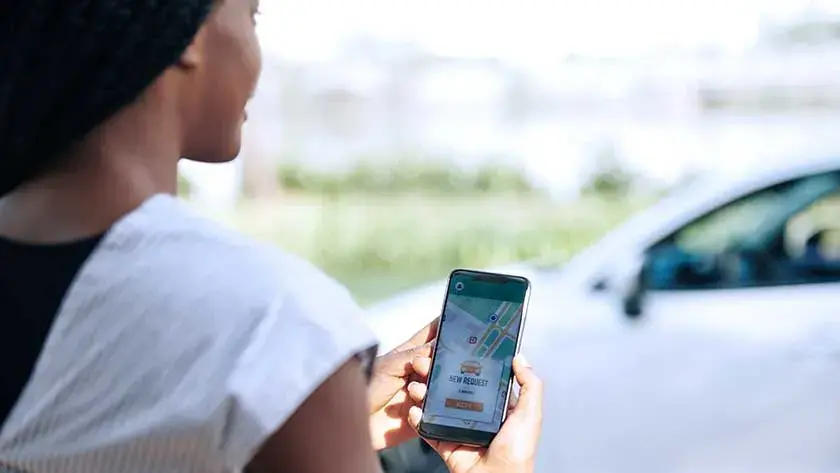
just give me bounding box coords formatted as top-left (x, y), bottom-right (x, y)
top-left (460, 360), bottom-right (482, 376)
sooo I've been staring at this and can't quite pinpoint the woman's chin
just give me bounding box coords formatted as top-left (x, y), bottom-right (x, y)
top-left (183, 142), bottom-right (242, 164)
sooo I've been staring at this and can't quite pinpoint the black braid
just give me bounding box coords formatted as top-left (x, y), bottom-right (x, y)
top-left (0, 0), bottom-right (216, 196)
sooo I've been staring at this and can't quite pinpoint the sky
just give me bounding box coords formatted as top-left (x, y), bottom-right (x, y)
top-left (258, 0), bottom-right (820, 65)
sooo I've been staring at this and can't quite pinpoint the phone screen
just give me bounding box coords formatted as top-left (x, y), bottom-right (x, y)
top-left (420, 270), bottom-right (529, 444)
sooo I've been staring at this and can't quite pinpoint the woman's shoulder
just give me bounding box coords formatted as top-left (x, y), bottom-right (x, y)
top-left (86, 194), bottom-right (365, 343)
top-left (0, 195), bottom-right (378, 470)
top-left (98, 194), bottom-right (336, 304)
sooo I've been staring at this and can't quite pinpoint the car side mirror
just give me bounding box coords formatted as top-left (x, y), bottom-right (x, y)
top-left (611, 253), bottom-right (647, 320)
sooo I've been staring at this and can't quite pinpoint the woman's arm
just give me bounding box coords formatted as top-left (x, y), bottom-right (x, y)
top-left (246, 357), bottom-right (383, 473)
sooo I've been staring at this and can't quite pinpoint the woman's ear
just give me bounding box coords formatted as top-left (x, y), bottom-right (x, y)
top-left (177, 29), bottom-right (206, 70)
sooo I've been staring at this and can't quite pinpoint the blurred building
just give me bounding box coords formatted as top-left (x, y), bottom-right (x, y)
top-left (189, 5), bottom-right (840, 204)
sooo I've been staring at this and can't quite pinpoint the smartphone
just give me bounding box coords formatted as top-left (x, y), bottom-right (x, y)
top-left (418, 269), bottom-right (531, 447)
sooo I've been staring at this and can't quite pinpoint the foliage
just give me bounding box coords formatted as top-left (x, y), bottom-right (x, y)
top-left (208, 194), bottom-right (649, 305)
top-left (277, 160), bottom-right (537, 196)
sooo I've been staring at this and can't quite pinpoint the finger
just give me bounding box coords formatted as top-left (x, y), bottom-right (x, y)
top-left (408, 406), bottom-right (447, 454)
top-left (509, 354), bottom-right (543, 421)
top-left (411, 355), bottom-right (432, 378)
top-left (379, 341), bottom-right (434, 377)
top-left (407, 381), bottom-right (427, 403)
top-left (407, 405), bottom-right (424, 431)
top-left (409, 406), bottom-right (472, 466)
top-left (395, 317), bottom-right (440, 352)
top-left (409, 341), bottom-right (434, 359)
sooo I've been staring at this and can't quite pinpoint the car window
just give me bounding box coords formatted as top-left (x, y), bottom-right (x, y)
top-left (674, 189), bottom-right (782, 255)
top-left (645, 171), bottom-right (840, 291)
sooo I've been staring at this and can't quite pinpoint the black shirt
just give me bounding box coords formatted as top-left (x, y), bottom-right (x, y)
top-left (0, 235), bottom-right (103, 425)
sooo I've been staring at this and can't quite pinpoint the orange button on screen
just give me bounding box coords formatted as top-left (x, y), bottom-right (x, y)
top-left (445, 398), bottom-right (484, 412)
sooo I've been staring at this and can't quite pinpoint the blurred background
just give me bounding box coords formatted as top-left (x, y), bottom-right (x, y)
top-left (180, 0), bottom-right (840, 306)
top-left (179, 2), bottom-right (840, 469)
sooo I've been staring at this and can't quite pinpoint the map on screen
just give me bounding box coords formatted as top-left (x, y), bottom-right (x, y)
top-left (423, 294), bottom-right (522, 433)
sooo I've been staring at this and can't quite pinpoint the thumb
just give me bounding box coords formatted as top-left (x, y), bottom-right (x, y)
top-left (508, 354), bottom-right (543, 424)
top-left (480, 355), bottom-right (542, 469)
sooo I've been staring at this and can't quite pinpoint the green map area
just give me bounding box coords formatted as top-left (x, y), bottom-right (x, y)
top-left (450, 295), bottom-right (521, 361)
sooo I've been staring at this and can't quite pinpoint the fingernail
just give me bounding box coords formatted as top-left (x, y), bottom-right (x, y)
top-left (516, 353), bottom-right (531, 368)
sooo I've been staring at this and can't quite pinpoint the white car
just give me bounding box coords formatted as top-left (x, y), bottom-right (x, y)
top-left (367, 155), bottom-right (840, 472)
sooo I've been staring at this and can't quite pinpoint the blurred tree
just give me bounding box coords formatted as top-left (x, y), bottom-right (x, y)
top-left (581, 142), bottom-right (636, 198)
top-left (474, 164), bottom-right (533, 194)
top-left (242, 152), bottom-right (278, 200)
top-left (503, 70), bottom-right (533, 125)
top-left (779, 20), bottom-right (840, 45)
top-left (241, 68), bottom-right (283, 200)
top-left (276, 159), bottom-right (538, 196)
top-left (763, 10), bottom-right (840, 47)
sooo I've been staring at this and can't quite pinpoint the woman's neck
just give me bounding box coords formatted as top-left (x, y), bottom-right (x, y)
top-left (0, 116), bottom-right (182, 243)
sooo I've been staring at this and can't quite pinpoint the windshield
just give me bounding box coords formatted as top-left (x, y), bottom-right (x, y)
top-left (675, 172), bottom-right (840, 254)
top-left (646, 171), bottom-right (840, 291)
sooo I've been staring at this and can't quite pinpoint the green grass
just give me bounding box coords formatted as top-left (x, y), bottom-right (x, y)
top-left (196, 193), bottom-right (648, 305)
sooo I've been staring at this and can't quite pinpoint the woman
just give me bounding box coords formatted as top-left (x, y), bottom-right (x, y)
top-left (0, 1), bottom-right (543, 472)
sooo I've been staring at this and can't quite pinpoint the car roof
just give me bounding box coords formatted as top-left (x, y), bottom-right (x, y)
top-left (711, 154), bottom-right (840, 191)
top-left (660, 153), bottom-right (840, 222)
top-left (562, 154), bottom-right (840, 278)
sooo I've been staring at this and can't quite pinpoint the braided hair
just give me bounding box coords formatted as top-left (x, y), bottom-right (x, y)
top-left (0, 0), bottom-right (216, 197)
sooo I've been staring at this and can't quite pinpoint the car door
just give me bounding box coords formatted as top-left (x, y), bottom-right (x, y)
top-left (588, 169), bottom-right (840, 471)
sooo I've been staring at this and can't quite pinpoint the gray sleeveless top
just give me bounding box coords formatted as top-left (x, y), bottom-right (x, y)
top-left (0, 195), bottom-right (378, 472)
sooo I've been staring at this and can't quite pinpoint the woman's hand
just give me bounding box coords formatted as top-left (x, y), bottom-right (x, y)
top-left (407, 355), bottom-right (543, 473)
top-left (367, 319), bottom-right (437, 450)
